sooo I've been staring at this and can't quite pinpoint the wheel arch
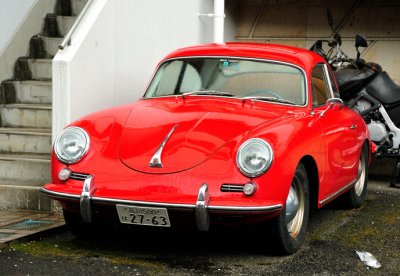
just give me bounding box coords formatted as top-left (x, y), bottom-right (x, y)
top-left (299, 155), bottom-right (319, 210)
top-left (364, 138), bottom-right (372, 165)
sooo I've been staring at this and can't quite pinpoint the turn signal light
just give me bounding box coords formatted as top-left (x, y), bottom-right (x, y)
top-left (58, 168), bottom-right (71, 181)
top-left (243, 182), bottom-right (256, 196)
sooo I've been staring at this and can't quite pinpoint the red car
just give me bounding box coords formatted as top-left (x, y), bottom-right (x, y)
top-left (42, 43), bottom-right (372, 254)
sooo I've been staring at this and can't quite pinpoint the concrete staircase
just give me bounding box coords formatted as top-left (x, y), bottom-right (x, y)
top-left (0, 0), bottom-right (87, 211)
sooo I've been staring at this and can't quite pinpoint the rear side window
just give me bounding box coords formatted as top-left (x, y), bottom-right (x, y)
top-left (311, 64), bottom-right (331, 106)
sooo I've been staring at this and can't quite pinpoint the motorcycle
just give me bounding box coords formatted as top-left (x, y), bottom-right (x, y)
top-left (310, 9), bottom-right (400, 188)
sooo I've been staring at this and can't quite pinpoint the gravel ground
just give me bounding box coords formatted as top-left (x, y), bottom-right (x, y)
top-left (0, 179), bottom-right (399, 275)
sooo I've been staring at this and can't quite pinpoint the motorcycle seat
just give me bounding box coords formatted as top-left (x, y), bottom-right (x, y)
top-left (366, 72), bottom-right (400, 105)
top-left (334, 67), bottom-right (375, 98)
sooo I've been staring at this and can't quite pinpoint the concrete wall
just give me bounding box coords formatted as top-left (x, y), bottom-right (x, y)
top-left (53, 0), bottom-right (237, 138)
top-left (235, 0), bottom-right (400, 83)
top-left (0, 0), bottom-right (56, 82)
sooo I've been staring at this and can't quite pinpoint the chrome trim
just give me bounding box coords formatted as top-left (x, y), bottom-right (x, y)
top-left (286, 185), bottom-right (299, 222)
top-left (40, 187), bottom-right (81, 200)
top-left (319, 180), bottom-right (356, 206)
top-left (220, 184), bottom-right (244, 192)
top-left (92, 197), bottom-right (196, 209)
top-left (208, 204), bottom-right (282, 212)
top-left (42, 187), bottom-right (283, 213)
top-left (323, 63), bottom-right (336, 99)
top-left (149, 125), bottom-right (178, 168)
top-left (70, 172), bottom-right (91, 181)
top-left (320, 98), bottom-right (344, 117)
top-left (142, 56), bottom-right (309, 108)
top-left (195, 183), bottom-right (210, 231)
top-left (80, 176), bottom-right (95, 223)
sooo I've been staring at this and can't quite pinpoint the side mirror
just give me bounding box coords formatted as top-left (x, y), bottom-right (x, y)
top-left (355, 34), bottom-right (368, 59)
top-left (320, 98), bottom-right (344, 117)
top-left (355, 35), bottom-right (368, 48)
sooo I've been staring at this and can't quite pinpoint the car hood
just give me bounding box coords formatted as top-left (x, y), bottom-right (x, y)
top-left (118, 98), bottom-right (282, 174)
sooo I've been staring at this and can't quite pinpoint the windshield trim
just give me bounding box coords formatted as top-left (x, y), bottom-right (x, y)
top-left (142, 56), bottom-right (309, 108)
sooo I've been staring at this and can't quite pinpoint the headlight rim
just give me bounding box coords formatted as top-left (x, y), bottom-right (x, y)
top-left (236, 138), bottom-right (274, 178)
top-left (54, 126), bottom-right (90, 164)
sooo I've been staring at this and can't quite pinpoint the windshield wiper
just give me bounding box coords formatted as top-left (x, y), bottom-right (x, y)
top-left (182, 90), bottom-right (235, 98)
top-left (241, 96), bottom-right (295, 105)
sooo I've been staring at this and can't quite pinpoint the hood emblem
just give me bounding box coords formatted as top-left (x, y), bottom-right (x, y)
top-left (149, 125), bottom-right (178, 168)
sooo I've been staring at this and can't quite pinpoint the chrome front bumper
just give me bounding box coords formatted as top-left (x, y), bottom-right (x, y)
top-left (41, 176), bottom-right (283, 231)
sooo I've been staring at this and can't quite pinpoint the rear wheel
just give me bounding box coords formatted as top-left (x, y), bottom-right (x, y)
top-left (342, 143), bottom-right (368, 208)
top-left (270, 163), bottom-right (310, 254)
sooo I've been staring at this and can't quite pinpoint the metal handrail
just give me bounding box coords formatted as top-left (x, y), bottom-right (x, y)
top-left (59, 0), bottom-right (94, 50)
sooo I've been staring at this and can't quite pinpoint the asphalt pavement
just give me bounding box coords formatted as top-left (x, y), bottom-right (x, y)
top-left (0, 178), bottom-right (399, 275)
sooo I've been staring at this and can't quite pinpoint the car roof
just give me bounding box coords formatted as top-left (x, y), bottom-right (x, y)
top-left (163, 42), bottom-right (325, 71)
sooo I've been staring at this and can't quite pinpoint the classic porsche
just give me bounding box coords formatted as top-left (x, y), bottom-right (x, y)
top-left (42, 42), bottom-right (373, 254)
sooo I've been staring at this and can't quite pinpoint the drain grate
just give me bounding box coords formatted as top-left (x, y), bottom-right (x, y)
top-left (0, 233), bottom-right (13, 239)
top-left (2, 219), bottom-right (55, 231)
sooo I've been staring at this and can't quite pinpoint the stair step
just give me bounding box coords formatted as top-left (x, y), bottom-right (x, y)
top-left (28, 59), bottom-right (52, 80)
top-left (4, 103), bottom-right (52, 110)
top-left (13, 80), bottom-right (52, 104)
top-left (0, 127), bottom-right (51, 136)
top-left (0, 104), bottom-right (52, 128)
top-left (57, 16), bottom-right (77, 37)
top-left (0, 153), bottom-right (50, 183)
top-left (0, 182), bottom-right (51, 211)
top-left (72, 0), bottom-right (88, 16)
top-left (0, 153), bottom-right (50, 163)
top-left (0, 128), bottom-right (51, 154)
top-left (42, 37), bottom-right (63, 57)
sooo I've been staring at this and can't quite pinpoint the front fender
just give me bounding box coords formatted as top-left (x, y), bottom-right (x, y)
top-left (242, 111), bottom-right (325, 205)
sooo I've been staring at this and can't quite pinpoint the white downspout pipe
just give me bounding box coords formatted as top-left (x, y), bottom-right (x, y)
top-left (213, 0), bottom-right (225, 43)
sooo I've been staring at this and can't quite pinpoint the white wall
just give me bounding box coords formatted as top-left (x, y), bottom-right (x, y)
top-left (0, 0), bottom-right (56, 82)
top-left (113, 0), bottom-right (215, 104)
top-left (53, 0), bottom-right (114, 140)
top-left (0, 0), bottom-right (35, 53)
top-left (53, 0), bottom-right (237, 138)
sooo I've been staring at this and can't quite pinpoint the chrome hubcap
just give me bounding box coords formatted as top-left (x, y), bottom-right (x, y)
top-left (355, 152), bottom-right (366, 196)
top-left (286, 176), bottom-right (305, 238)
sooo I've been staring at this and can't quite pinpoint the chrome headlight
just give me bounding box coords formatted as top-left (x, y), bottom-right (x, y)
top-left (236, 138), bottom-right (273, 178)
top-left (54, 127), bottom-right (90, 164)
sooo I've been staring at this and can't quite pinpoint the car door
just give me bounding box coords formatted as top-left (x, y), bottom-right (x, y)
top-left (311, 64), bottom-right (360, 200)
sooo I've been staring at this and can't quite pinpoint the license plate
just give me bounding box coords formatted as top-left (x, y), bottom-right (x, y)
top-left (116, 204), bottom-right (171, 227)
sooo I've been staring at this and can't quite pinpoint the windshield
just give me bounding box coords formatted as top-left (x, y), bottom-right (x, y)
top-left (144, 58), bottom-right (307, 105)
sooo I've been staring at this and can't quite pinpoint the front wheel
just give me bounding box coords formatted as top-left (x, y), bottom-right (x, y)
top-left (270, 163), bottom-right (310, 254)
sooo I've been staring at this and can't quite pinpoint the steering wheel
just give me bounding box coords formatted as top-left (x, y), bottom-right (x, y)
top-left (245, 89), bottom-right (282, 99)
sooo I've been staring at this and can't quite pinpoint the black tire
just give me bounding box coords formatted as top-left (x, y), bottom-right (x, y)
top-left (63, 209), bottom-right (94, 237)
top-left (341, 143), bottom-right (369, 209)
top-left (270, 163), bottom-right (310, 254)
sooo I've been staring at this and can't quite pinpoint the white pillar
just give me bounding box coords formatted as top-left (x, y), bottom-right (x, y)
top-left (213, 0), bottom-right (225, 43)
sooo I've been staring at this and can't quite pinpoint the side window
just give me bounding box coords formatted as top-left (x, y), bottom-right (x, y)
top-left (311, 64), bottom-right (331, 106)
